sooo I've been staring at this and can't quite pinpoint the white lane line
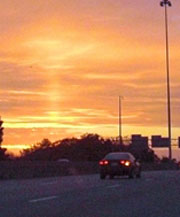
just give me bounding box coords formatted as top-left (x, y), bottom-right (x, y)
top-left (107, 184), bottom-right (121, 188)
top-left (41, 181), bottom-right (58, 186)
top-left (29, 195), bottom-right (58, 203)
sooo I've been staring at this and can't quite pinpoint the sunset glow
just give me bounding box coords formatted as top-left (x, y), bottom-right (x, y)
top-left (1, 0), bottom-right (180, 154)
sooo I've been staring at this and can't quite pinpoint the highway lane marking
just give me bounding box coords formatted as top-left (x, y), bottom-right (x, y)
top-left (41, 181), bottom-right (58, 186)
top-left (29, 195), bottom-right (58, 203)
top-left (107, 184), bottom-right (121, 188)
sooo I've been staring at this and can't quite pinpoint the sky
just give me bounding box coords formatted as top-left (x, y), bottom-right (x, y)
top-left (0, 0), bottom-right (180, 155)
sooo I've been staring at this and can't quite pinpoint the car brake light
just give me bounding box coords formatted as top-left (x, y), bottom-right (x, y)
top-left (124, 161), bottom-right (130, 167)
top-left (99, 161), bottom-right (104, 165)
top-left (120, 160), bottom-right (125, 164)
top-left (99, 160), bottom-right (109, 165)
top-left (104, 160), bottom-right (109, 165)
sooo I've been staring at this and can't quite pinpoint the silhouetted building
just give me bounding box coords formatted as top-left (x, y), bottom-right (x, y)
top-left (151, 135), bottom-right (170, 148)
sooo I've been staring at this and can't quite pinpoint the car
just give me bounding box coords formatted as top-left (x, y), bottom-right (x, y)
top-left (57, 158), bottom-right (70, 163)
top-left (57, 158), bottom-right (71, 167)
top-left (99, 152), bottom-right (141, 179)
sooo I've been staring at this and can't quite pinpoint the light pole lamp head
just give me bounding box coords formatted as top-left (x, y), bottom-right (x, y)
top-left (160, 2), bottom-right (164, 6)
top-left (160, 0), bottom-right (172, 7)
top-left (168, 1), bottom-right (172, 6)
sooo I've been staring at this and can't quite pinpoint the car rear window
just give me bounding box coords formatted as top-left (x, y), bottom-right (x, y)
top-left (104, 152), bottom-right (134, 161)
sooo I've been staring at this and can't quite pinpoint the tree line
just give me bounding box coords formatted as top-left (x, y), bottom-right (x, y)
top-left (19, 133), bottom-right (159, 162)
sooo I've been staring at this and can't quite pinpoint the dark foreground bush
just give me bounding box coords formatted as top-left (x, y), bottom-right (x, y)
top-left (0, 161), bottom-right (178, 180)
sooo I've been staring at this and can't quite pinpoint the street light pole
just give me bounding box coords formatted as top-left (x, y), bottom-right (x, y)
top-left (160, 0), bottom-right (172, 159)
top-left (119, 96), bottom-right (123, 150)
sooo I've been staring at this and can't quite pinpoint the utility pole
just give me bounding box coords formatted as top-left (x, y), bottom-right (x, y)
top-left (160, 0), bottom-right (172, 159)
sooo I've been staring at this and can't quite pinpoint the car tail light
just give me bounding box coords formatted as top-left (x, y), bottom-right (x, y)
top-left (120, 160), bottom-right (125, 165)
top-left (104, 160), bottom-right (109, 165)
top-left (99, 161), bottom-right (104, 165)
top-left (99, 160), bottom-right (109, 165)
top-left (124, 161), bottom-right (131, 167)
top-left (120, 160), bottom-right (131, 166)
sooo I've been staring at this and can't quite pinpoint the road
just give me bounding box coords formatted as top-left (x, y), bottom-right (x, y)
top-left (0, 170), bottom-right (180, 217)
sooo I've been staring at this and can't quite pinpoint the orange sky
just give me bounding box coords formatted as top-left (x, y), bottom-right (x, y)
top-left (0, 0), bottom-right (180, 154)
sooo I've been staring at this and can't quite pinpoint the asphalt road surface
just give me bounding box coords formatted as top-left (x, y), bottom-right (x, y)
top-left (0, 170), bottom-right (180, 217)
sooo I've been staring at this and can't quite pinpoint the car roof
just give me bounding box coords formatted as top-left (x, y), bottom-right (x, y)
top-left (104, 152), bottom-right (135, 161)
top-left (57, 158), bottom-right (70, 162)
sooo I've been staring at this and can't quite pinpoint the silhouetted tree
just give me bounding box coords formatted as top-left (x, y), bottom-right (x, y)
top-left (0, 147), bottom-right (8, 160)
top-left (161, 156), bottom-right (177, 163)
top-left (20, 134), bottom-right (158, 162)
top-left (0, 118), bottom-right (10, 160)
top-left (21, 139), bottom-right (53, 160)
